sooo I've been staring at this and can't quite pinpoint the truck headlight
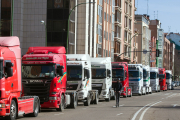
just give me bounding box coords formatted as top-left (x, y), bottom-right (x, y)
top-left (49, 97), bottom-right (57, 100)
top-left (0, 104), bottom-right (5, 108)
top-left (103, 91), bottom-right (107, 95)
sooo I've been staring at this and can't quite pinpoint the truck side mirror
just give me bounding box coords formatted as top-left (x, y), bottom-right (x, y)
top-left (84, 69), bottom-right (90, 79)
top-left (107, 69), bottom-right (111, 77)
top-left (56, 64), bottom-right (64, 76)
top-left (4, 61), bottom-right (14, 78)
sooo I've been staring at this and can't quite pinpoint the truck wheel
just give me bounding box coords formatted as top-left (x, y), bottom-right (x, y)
top-left (56, 95), bottom-right (64, 112)
top-left (130, 89), bottom-right (132, 97)
top-left (123, 89), bottom-right (127, 98)
top-left (29, 97), bottom-right (39, 117)
top-left (71, 94), bottom-right (77, 109)
top-left (94, 93), bottom-right (99, 104)
top-left (105, 92), bottom-right (110, 102)
top-left (84, 94), bottom-right (90, 106)
top-left (7, 100), bottom-right (17, 120)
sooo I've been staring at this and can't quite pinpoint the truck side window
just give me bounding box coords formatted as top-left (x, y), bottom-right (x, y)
top-left (0, 60), bottom-right (3, 79)
top-left (125, 71), bottom-right (127, 78)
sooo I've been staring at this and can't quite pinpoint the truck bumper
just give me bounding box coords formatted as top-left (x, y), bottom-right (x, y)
top-left (41, 100), bottom-right (59, 108)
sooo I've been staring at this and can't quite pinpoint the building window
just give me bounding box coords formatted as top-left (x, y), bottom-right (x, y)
top-left (125, 2), bottom-right (128, 13)
top-left (125, 16), bottom-right (128, 27)
top-left (115, 26), bottom-right (121, 38)
top-left (115, 10), bottom-right (121, 23)
top-left (129, 6), bottom-right (132, 16)
top-left (98, 5), bottom-right (102, 24)
top-left (107, 14), bottom-right (108, 22)
top-left (129, 19), bottom-right (131, 29)
top-left (115, 0), bottom-right (121, 7)
top-left (124, 31), bottom-right (127, 42)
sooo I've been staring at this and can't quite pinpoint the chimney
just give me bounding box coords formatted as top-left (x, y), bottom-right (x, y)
top-left (147, 15), bottom-right (150, 20)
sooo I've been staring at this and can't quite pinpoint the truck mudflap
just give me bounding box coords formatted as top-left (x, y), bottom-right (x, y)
top-left (89, 90), bottom-right (99, 104)
top-left (121, 87), bottom-right (132, 98)
top-left (65, 91), bottom-right (77, 109)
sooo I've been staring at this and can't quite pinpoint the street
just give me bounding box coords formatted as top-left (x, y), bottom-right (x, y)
top-left (4, 86), bottom-right (179, 120)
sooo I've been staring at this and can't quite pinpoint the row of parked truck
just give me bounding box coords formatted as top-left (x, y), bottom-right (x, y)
top-left (0, 37), bottom-right (173, 120)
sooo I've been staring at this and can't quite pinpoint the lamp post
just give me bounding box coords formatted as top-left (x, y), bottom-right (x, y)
top-left (66, 2), bottom-right (95, 54)
top-left (41, 20), bottom-right (47, 46)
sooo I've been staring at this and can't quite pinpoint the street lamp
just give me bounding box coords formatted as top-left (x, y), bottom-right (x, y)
top-left (66, 2), bottom-right (95, 54)
top-left (41, 20), bottom-right (47, 46)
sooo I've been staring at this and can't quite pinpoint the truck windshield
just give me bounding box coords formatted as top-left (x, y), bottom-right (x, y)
top-left (92, 68), bottom-right (106, 79)
top-left (129, 71), bottom-right (140, 77)
top-left (166, 73), bottom-right (171, 79)
top-left (112, 69), bottom-right (124, 78)
top-left (143, 69), bottom-right (148, 79)
top-left (67, 65), bottom-right (82, 80)
top-left (22, 64), bottom-right (55, 79)
top-left (159, 74), bottom-right (165, 79)
top-left (150, 72), bottom-right (157, 79)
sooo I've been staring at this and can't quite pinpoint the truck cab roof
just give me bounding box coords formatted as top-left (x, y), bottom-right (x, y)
top-left (0, 36), bottom-right (20, 47)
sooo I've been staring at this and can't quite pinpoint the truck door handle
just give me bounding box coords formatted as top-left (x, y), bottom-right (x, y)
top-left (11, 83), bottom-right (13, 87)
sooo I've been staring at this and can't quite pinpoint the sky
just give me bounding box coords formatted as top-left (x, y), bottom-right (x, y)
top-left (135, 0), bottom-right (180, 33)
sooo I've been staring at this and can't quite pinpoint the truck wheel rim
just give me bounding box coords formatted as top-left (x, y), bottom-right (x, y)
top-left (11, 104), bottom-right (16, 118)
top-left (34, 101), bottom-right (38, 113)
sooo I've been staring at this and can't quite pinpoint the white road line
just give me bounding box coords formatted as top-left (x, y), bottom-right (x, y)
top-left (139, 101), bottom-right (162, 120)
top-left (54, 113), bottom-right (64, 115)
top-left (131, 102), bottom-right (154, 120)
top-left (162, 98), bottom-right (164, 99)
top-left (173, 104), bottom-right (178, 107)
top-left (117, 113), bottom-right (123, 116)
top-left (113, 104), bottom-right (124, 108)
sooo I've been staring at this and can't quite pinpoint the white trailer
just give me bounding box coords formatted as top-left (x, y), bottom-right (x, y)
top-left (66, 54), bottom-right (98, 106)
top-left (150, 67), bottom-right (160, 92)
top-left (165, 70), bottom-right (172, 90)
top-left (90, 57), bottom-right (115, 101)
top-left (128, 64), bottom-right (146, 95)
top-left (143, 65), bottom-right (152, 94)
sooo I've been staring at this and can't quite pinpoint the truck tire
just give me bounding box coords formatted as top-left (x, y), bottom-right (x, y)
top-left (130, 89), bottom-right (132, 97)
top-left (105, 92), bottom-right (111, 102)
top-left (84, 94), bottom-right (90, 106)
top-left (123, 89), bottom-right (127, 98)
top-left (94, 93), bottom-right (99, 104)
top-left (29, 97), bottom-right (39, 117)
top-left (70, 94), bottom-right (77, 109)
top-left (7, 100), bottom-right (17, 120)
top-left (56, 95), bottom-right (64, 112)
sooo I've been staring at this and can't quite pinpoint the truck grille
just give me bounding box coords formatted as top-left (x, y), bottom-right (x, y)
top-left (22, 80), bottom-right (51, 104)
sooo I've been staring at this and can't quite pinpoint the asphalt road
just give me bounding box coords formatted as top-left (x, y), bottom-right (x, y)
top-left (2, 86), bottom-right (180, 120)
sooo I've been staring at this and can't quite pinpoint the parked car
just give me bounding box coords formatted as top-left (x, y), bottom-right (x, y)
top-left (175, 81), bottom-right (179, 86)
top-left (172, 82), bottom-right (176, 87)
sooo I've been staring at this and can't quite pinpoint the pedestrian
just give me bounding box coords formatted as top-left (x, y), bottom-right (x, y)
top-left (114, 78), bottom-right (122, 107)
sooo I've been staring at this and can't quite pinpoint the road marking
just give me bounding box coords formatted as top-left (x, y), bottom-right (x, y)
top-left (131, 102), bottom-right (154, 120)
top-left (166, 94), bottom-right (177, 99)
top-left (162, 98), bottom-right (164, 99)
top-left (173, 104), bottom-right (178, 107)
top-left (139, 101), bottom-right (162, 120)
top-left (117, 113), bottom-right (123, 116)
top-left (82, 107), bottom-right (88, 109)
top-left (54, 113), bottom-right (64, 115)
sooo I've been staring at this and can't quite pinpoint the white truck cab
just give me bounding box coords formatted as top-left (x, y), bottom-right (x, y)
top-left (90, 57), bottom-right (114, 101)
top-left (143, 65), bottom-right (152, 94)
top-left (165, 70), bottom-right (172, 90)
top-left (66, 54), bottom-right (98, 106)
top-left (150, 67), bottom-right (160, 92)
top-left (128, 64), bottom-right (146, 95)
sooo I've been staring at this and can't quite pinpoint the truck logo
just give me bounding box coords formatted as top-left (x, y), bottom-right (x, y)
top-left (58, 72), bottom-right (67, 84)
top-left (30, 80), bottom-right (43, 83)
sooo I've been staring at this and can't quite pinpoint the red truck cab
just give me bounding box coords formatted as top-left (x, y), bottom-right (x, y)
top-left (22, 47), bottom-right (77, 112)
top-left (159, 68), bottom-right (167, 91)
top-left (0, 37), bottom-right (39, 120)
top-left (112, 62), bottom-right (132, 98)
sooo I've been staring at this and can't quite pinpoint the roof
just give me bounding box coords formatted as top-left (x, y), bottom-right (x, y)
top-left (0, 36), bottom-right (20, 46)
top-left (26, 47), bottom-right (66, 54)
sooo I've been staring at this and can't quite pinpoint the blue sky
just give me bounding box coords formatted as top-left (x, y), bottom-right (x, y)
top-left (135, 0), bottom-right (180, 33)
